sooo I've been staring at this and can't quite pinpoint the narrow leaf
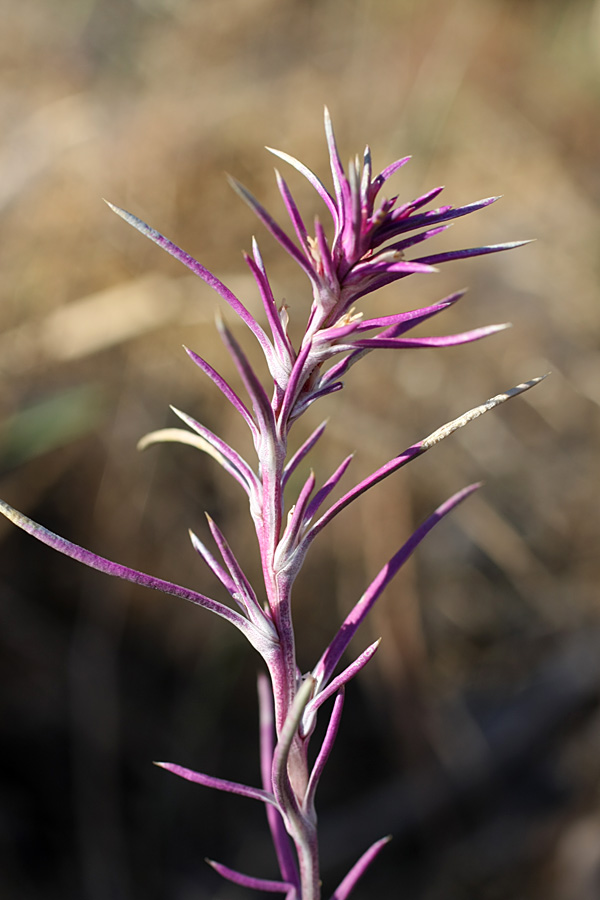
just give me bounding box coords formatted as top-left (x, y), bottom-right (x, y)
top-left (154, 761), bottom-right (277, 806)
top-left (216, 317), bottom-right (277, 441)
top-left (315, 484), bottom-right (481, 687)
top-left (303, 376), bottom-right (546, 548)
top-left (183, 346), bottom-right (257, 435)
top-left (303, 455), bottom-right (353, 523)
top-left (247, 241), bottom-right (294, 369)
top-left (376, 195), bottom-right (500, 242)
top-left (189, 528), bottom-right (239, 601)
top-left (137, 426), bottom-right (255, 497)
top-left (415, 240), bottom-right (534, 267)
top-left (272, 676), bottom-right (316, 829)
top-left (266, 145), bottom-right (338, 224)
top-left (353, 322), bottom-right (511, 350)
top-left (204, 514), bottom-right (270, 632)
top-left (0, 501), bottom-right (265, 647)
top-left (206, 859), bottom-right (295, 894)
top-left (274, 470), bottom-right (317, 571)
top-left (306, 640), bottom-right (381, 725)
top-left (304, 689), bottom-right (345, 816)
top-left (227, 177), bottom-right (317, 281)
top-left (104, 201), bottom-right (274, 358)
top-left (283, 420), bottom-right (328, 487)
top-left (329, 836), bottom-right (392, 900)
top-left (171, 406), bottom-right (260, 492)
top-left (275, 169), bottom-right (311, 254)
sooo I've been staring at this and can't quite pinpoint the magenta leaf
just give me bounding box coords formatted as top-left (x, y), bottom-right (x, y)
top-left (155, 761), bottom-right (277, 805)
top-left (169, 405), bottom-right (259, 495)
top-left (216, 317), bottom-right (277, 441)
top-left (329, 836), bottom-right (391, 900)
top-left (282, 420), bottom-right (328, 487)
top-left (303, 689), bottom-right (344, 816)
top-left (227, 177), bottom-right (318, 283)
top-left (266, 144), bottom-right (339, 225)
top-left (0, 501), bottom-right (271, 654)
top-left (305, 640), bottom-right (381, 727)
top-left (314, 484), bottom-right (481, 688)
top-left (206, 858), bottom-right (295, 894)
top-left (183, 345), bottom-right (257, 436)
top-left (105, 201), bottom-right (275, 360)
top-left (415, 239), bottom-right (533, 267)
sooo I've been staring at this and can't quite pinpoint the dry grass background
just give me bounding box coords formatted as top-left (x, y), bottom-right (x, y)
top-left (1, 0), bottom-right (600, 898)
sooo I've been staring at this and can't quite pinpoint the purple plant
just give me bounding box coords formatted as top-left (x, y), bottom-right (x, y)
top-left (0, 110), bottom-right (543, 900)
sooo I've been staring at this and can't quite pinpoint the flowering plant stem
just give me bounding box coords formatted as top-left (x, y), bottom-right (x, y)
top-left (0, 109), bottom-right (543, 899)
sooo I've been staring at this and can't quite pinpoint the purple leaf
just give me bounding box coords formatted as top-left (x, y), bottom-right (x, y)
top-left (303, 376), bottom-right (546, 550)
top-left (227, 177), bottom-right (318, 283)
top-left (376, 195), bottom-right (500, 242)
top-left (104, 201), bottom-right (274, 359)
top-left (206, 858), bottom-right (295, 894)
top-left (282, 420), bottom-right (328, 487)
top-left (357, 291), bottom-right (465, 336)
top-left (184, 345), bottom-right (257, 435)
top-left (169, 405), bottom-right (259, 494)
top-left (371, 155), bottom-right (411, 195)
top-left (274, 471), bottom-right (317, 572)
top-left (275, 169), bottom-right (311, 254)
top-left (204, 514), bottom-right (273, 633)
top-left (0, 501), bottom-right (268, 650)
top-left (247, 240), bottom-right (295, 371)
top-left (304, 689), bottom-right (344, 815)
top-left (315, 484), bottom-right (481, 687)
top-left (216, 317), bottom-right (277, 441)
top-left (266, 144), bottom-right (338, 225)
top-left (306, 640), bottom-right (380, 725)
top-left (353, 322), bottom-right (511, 350)
top-left (324, 106), bottom-right (349, 223)
top-left (154, 761), bottom-right (277, 806)
top-left (189, 528), bottom-right (241, 606)
top-left (329, 836), bottom-right (392, 900)
top-left (303, 455), bottom-right (353, 524)
top-left (415, 240), bottom-right (534, 267)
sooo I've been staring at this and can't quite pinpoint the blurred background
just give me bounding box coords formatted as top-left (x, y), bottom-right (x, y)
top-left (1, 0), bottom-right (600, 897)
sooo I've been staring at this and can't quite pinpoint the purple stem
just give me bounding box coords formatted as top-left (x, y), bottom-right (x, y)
top-left (258, 673), bottom-right (300, 889)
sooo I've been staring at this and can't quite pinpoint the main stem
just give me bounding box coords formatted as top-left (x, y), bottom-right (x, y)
top-left (258, 434), bottom-right (321, 900)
